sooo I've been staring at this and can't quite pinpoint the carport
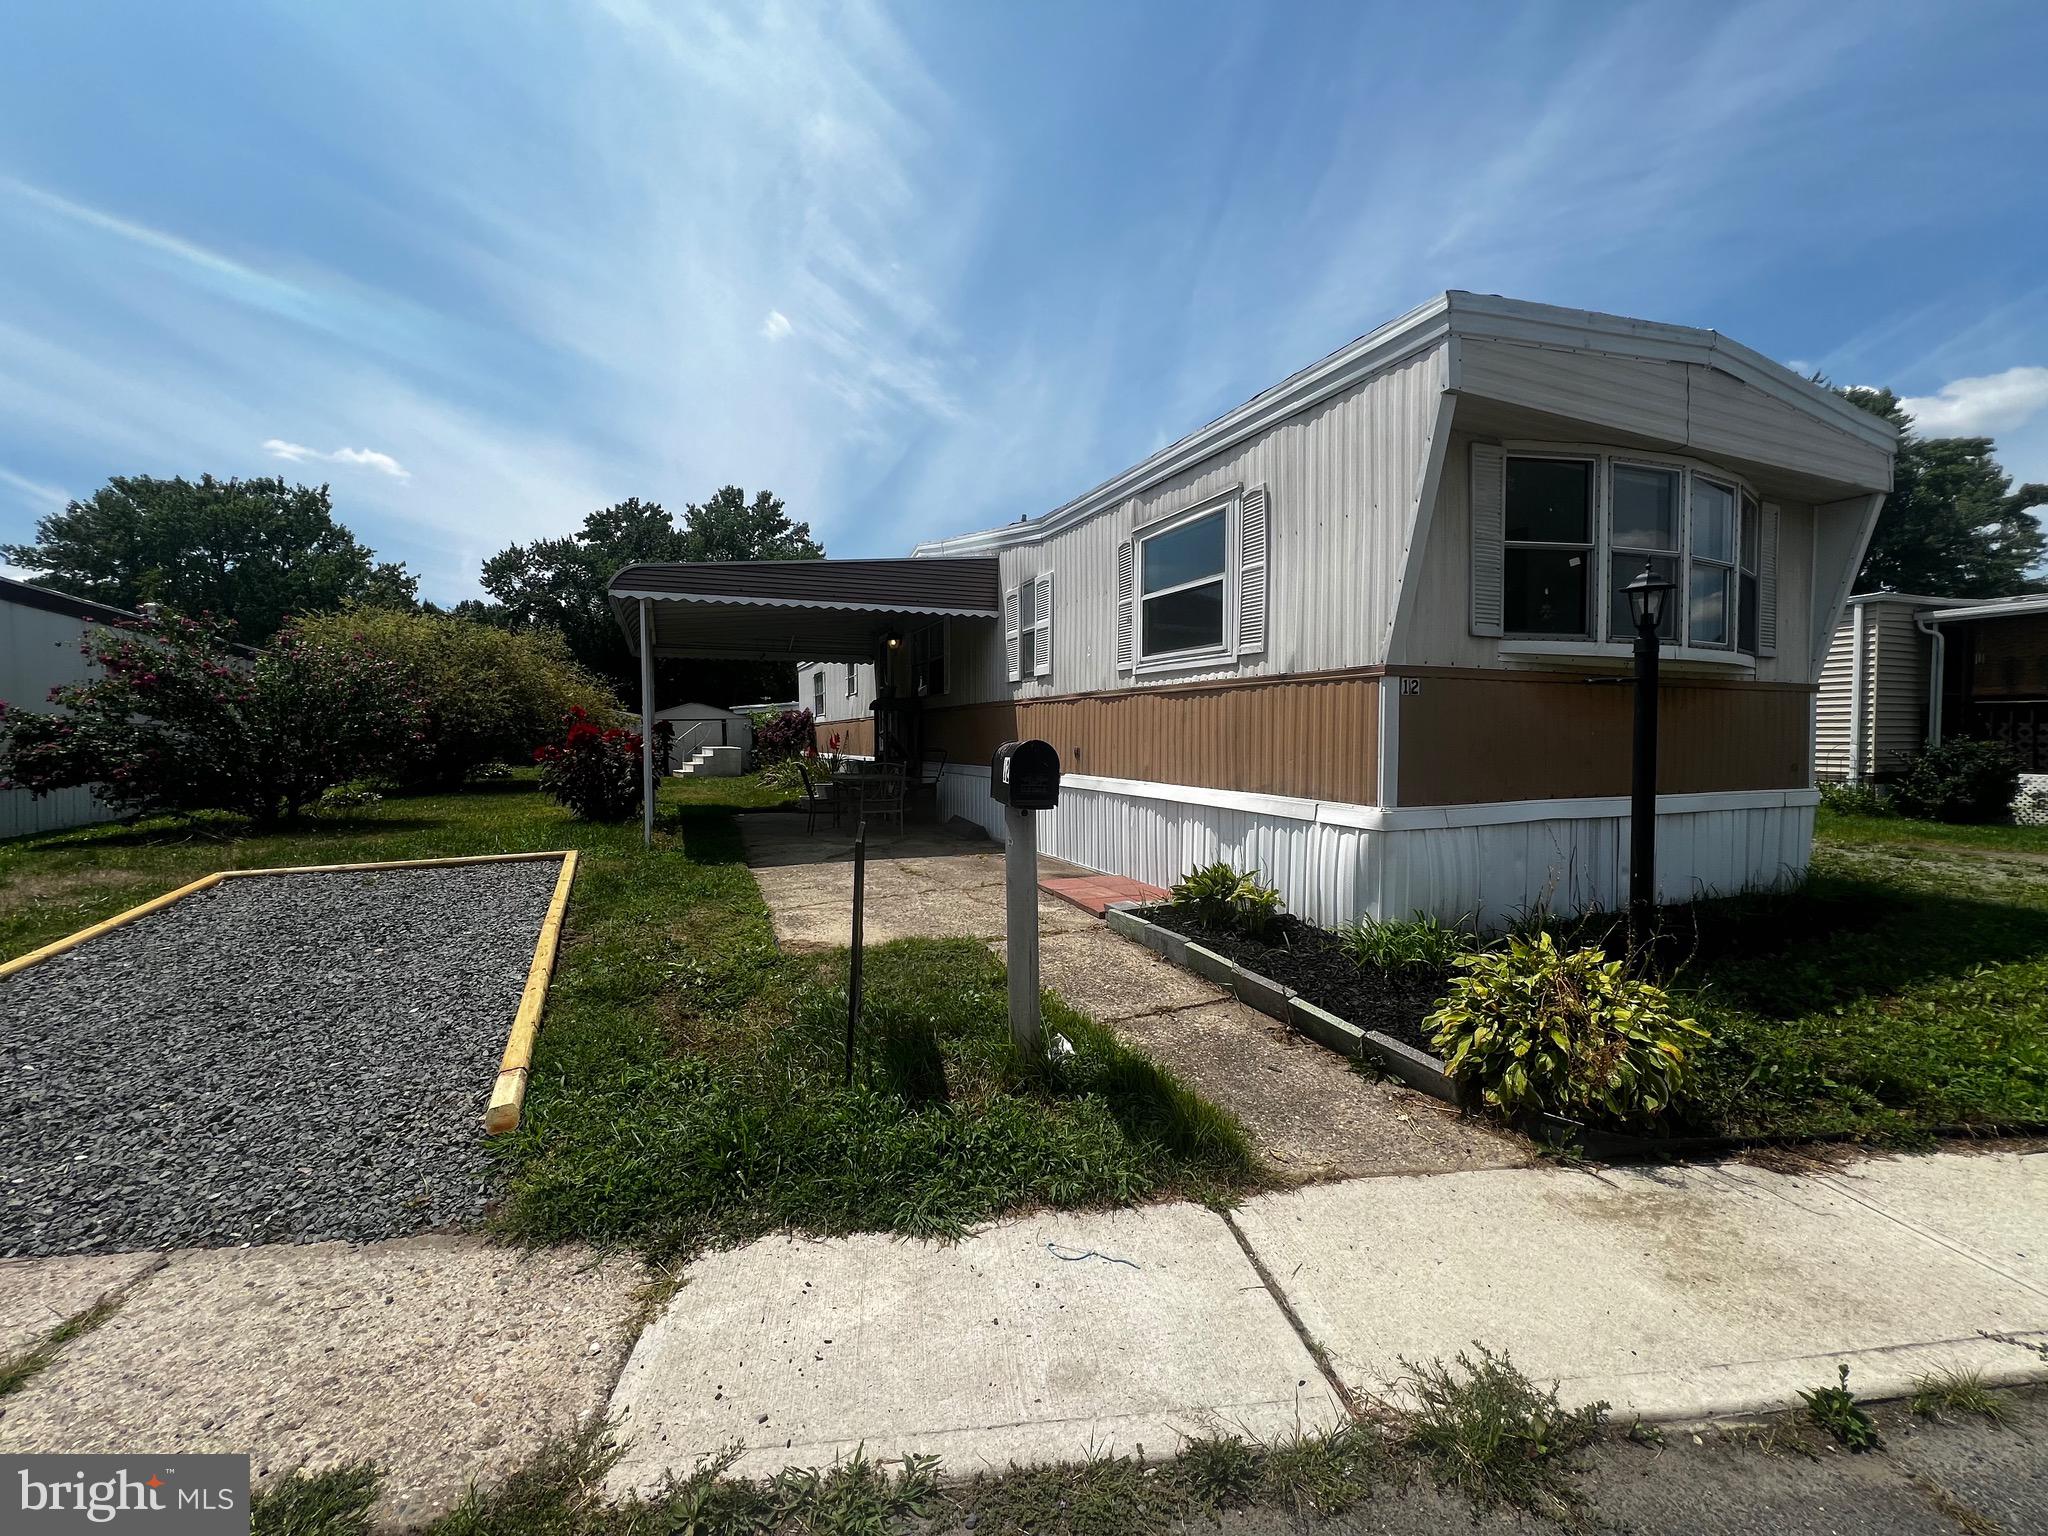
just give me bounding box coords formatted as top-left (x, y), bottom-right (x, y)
top-left (606, 557), bottom-right (1003, 845)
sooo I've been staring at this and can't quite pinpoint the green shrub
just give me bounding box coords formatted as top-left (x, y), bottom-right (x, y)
top-left (533, 707), bottom-right (643, 821)
top-left (1170, 861), bottom-right (1283, 939)
top-left (0, 610), bottom-right (425, 825)
top-left (757, 755), bottom-right (808, 792)
top-left (1891, 738), bottom-right (2023, 823)
top-left (1427, 932), bottom-right (1706, 1129)
top-left (1334, 911), bottom-right (1479, 972)
top-left (292, 607), bottom-right (617, 787)
top-left (1817, 780), bottom-right (1891, 818)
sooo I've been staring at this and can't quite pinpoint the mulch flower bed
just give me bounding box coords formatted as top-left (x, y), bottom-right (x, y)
top-left (1139, 906), bottom-right (1450, 1058)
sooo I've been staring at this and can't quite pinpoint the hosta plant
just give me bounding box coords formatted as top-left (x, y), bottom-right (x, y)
top-left (1170, 861), bottom-right (1283, 940)
top-left (1427, 932), bottom-right (1706, 1130)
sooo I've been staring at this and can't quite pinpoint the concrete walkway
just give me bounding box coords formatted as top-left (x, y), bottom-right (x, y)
top-left (605, 1147), bottom-right (2048, 1490)
top-left (737, 811), bottom-right (1526, 1180)
top-left (0, 1237), bottom-right (644, 1527)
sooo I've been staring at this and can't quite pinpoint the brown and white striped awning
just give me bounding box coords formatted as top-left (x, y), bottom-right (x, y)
top-left (608, 558), bottom-right (1001, 662)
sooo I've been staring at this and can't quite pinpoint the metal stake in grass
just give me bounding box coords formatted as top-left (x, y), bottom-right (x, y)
top-left (847, 819), bottom-right (866, 1084)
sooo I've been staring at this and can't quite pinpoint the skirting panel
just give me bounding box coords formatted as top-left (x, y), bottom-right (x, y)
top-left (1, 784), bottom-right (118, 841)
top-left (935, 766), bottom-right (1815, 928)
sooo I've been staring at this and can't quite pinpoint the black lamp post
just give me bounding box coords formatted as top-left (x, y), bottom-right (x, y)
top-left (1625, 562), bottom-right (1677, 931)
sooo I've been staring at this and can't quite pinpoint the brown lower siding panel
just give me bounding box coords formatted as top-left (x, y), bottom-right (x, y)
top-left (812, 717), bottom-right (876, 756)
top-left (919, 677), bottom-right (1379, 804)
top-left (1397, 673), bottom-right (1811, 804)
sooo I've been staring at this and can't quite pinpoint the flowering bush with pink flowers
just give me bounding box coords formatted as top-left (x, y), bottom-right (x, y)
top-left (0, 610), bottom-right (426, 825)
top-left (533, 706), bottom-right (644, 821)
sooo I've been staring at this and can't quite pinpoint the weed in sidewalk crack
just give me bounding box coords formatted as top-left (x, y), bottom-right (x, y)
top-left (1910, 1365), bottom-right (2011, 1426)
top-left (0, 1292), bottom-right (124, 1399)
top-left (1396, 1343), bottom-right (1607, 1520)
top-left (1800, 1363), bottom-right (1880, 1451)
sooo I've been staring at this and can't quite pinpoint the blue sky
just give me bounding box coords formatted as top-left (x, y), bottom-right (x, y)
top-left (3, 1), bottom-right (2044, 604)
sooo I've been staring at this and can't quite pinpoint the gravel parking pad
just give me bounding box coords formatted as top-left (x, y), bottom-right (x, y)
top-left (0, 860), bottom-right (562, 1257)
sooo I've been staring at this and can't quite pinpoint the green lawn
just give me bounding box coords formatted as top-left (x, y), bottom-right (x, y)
top-left (1674, 835), bottom-right (2048, 1143)
top-left (1816, 807), bottom-right (2048, 856)
top-left (0, 773), bottom-right (1254, 1259)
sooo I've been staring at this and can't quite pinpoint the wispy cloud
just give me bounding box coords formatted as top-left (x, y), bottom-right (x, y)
top-left (1899, 367), bottom-right (2048, 438)
top-left (0, 465), bottom-right (70, 510)
top-left (262, 439), bottom-right (412, 480)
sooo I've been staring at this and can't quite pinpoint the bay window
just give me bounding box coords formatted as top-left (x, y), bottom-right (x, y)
top-left (1492, 445), bottom-right (1771, 658)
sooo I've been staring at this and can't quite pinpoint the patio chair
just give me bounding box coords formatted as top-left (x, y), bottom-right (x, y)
top-left (912, 748), bottom-right (948, 807)
top-left (798, 762), bottom-right (842, 834)
top-left (857, 764), bottom-right (908, 833)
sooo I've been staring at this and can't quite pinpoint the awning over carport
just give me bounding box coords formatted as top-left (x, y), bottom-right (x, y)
top-left (606, 557), bottom-right (1002, 843)
top-left (609, 557), bottom-right (1001, 663)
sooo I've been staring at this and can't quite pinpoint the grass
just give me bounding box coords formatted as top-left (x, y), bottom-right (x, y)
top-left (252, 1464), bottom-right (382, 1536)
top-left (1816, 807), bottom-right (2048, 855)
top-left (1911, 1366), bottom-right (2011, 1425)
top-left (1668, 839), bottom-right (2048, 1144)
top-left (0, 1292), bottom-right (123, 1398)
top-left (0, 772), bottom-right (1256, 1261)
top-left (1397, 1345), bottom-right (1607, 1519)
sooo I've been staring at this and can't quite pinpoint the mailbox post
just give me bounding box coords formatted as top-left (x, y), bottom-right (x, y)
top-left (989, 740), bottom-right (1061, 1064)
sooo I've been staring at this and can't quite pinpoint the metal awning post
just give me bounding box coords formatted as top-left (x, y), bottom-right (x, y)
top-left (639, 597), bottom-right (655, 849)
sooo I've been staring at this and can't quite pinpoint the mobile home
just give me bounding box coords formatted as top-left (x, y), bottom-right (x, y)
top-left (619, 292), bottom-right (1898, 926)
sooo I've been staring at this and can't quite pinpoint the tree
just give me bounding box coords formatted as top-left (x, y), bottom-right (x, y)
top-left (1840, 389), bottom-right (2047, 596)
top-left (0, 612), bottom-right (426, 825)
top-left (478, 488), bottom-right (822, 707)
top-left (0, 475), bottom-right (417, 645)
top-left (291, 607), bottom-right (619, 787)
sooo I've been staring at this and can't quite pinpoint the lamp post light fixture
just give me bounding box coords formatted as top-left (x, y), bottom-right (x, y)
top-left (1624, 562), bottom-right (1677, 932)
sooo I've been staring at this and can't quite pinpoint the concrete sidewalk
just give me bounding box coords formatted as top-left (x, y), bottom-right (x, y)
top-left (606, 1147), bottom-right (2048, 1490)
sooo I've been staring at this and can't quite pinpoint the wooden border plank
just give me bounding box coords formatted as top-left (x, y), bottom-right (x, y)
top-left (484, 849), bottom-right (578, 1134)
top-left (0, 871), bottom-right (228, 980)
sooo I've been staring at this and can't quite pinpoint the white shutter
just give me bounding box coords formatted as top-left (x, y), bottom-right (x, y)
top-left (1236, 484), bottom-right (1268, 656)
top-left (1116, 540), bottom-right (1135, 672)
top-left (1033, 571), bottom-right (1053, 678)
top-left (1003, 585), bottom-right (1021, 683)
top-left (1470, 443), bottom-right (1506, 638)
top-left (1757, 501), bottom-right (1780, 658)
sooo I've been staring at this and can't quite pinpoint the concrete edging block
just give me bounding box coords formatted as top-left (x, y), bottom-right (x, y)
top-left (1361, 1030), bottom-right (1463, 1106)
top-left (1286, 996), bottom-right (1366, 1057)
top-left (1183, 942), bottom-right (1237, 989)
top-left (1227, 961), bottom-right (1293, 1021)
top-left (1106, 905), bottom-right (1188, 966)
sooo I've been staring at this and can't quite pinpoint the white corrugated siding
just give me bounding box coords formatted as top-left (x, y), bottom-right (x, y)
top-left (1814, 614), bottom-right (1856, 780)
top-left (1869, 603), bottom-right (1931, 775)
top-left (944, 766), bottom-right (1812, 930)
top-left (0, 597), bottom-right (122, 841)
top-left (1813, 599), bottom-right (1933, 781)
top-left (798, 662), bottom-right (875, 723)
top-left (944, 344), bottom-right (1451, 706)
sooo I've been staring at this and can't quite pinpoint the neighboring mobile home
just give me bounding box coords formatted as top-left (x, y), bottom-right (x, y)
top-left (1817, 590), bottom-right (2048, 816)
top-left (0, 575), bottom-right (135, 839)
top-left (622, 293), bottom-right (1898, 926)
